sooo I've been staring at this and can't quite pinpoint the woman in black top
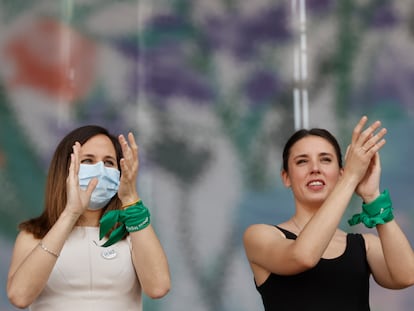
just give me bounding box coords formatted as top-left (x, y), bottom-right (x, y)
top-left (243, 116), bottom-right (414, 310)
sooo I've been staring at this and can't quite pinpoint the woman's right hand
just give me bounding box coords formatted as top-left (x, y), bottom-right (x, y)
top-left (65, 142), bottom-right (98, 216)
top-left (343, 116), bottom-right (387, 184)
top-left (355, 151), bottom-right (382, 203)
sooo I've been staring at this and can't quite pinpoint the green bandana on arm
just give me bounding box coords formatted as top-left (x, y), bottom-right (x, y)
top-left (99, 200), bottom-right (151, 247)
top-left (348, 189), bottom-right (394, 228)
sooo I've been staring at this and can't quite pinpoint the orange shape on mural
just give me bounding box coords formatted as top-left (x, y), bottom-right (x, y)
top-left (3, 18), bottom-right (97, 102)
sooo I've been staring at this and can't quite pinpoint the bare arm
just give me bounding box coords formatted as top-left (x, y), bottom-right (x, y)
top-left (365, 221), bottom-right (414, 289)
top-left (7, 145), bottom-right (96, 308)
top-left (117, 133), bottom-right (171, 298)
top-left (130, 225), bottom-right (171, 298)
top-left (355, 147), bottom-right (414, 288)
top-left (7, 211), bottom-right (80, 308)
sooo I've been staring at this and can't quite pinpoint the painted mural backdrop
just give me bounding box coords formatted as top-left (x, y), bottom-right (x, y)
top-left (1, 0), bottom-right (413, 310)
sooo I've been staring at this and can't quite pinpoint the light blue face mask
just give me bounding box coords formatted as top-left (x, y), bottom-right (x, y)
top-left (78, 161), bottom-right (120, 210)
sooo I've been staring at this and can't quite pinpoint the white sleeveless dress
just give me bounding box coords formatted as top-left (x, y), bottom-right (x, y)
top-left (30, 227), bottom-right (142, 311)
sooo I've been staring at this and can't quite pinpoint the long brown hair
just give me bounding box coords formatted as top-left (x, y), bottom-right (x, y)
top-left (19, 125), bottom-right (123, 238)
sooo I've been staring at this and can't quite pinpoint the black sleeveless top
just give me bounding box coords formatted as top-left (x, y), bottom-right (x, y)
top-left (256, 227), bottom-right (371, 311)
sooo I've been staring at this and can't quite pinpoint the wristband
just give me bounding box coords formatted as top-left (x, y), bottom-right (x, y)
top-left (348, 189), bottom-right (394, 228)
top-left (122, 199), bottom-right (140, 209)
top-left (38, 242), bottom-right (59, 258)
top-left (99, 200), bottom-right (151, 247)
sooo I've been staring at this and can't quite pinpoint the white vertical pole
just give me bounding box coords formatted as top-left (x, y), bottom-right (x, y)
top-left (293, 44), bottom-right (300, 129)
top-left (299, 0), bottom-right (309, 129)
top-left (294, 89), bottom-right (301, 130)
top-left (292, 0), bottom-right (309, 130)
top-left (302, 89), bottom-right (309, 129)
top-left (292, 0), bottom-right (301, 130)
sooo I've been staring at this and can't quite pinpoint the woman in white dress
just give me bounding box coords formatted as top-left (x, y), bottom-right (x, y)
top-left (7, 125), bottom-right (171, 311)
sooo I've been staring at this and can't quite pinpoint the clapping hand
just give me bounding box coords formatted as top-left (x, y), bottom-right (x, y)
top-left (65, 142), bottom-right (98, 215)
top-left (343, 116), bottom-right (387, 189)
top-left (117, 132), bottom-right (140, 206)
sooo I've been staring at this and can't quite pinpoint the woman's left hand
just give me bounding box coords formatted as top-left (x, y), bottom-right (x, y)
top-left (355, 152), bottom-right (381, 203)
top-left (117, 132), bottom-right (140, 205)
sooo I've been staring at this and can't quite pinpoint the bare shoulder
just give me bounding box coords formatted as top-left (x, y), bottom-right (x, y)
top-left (244, 223), bottom-right (285, 236)
top-left (11, 230), bottom-right (40, 260)
top-left (243, 223), bottom-right (299, 280)
top-left (15, 230), bottom-right (39, 244)
top-left (243, 223), bottom-right (286, 248)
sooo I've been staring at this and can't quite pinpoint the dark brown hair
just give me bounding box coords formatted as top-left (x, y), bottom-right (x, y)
top-left (19, 125), bottom-right (123, 238)
top-left (282, 128), bottom-right (343, 172)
